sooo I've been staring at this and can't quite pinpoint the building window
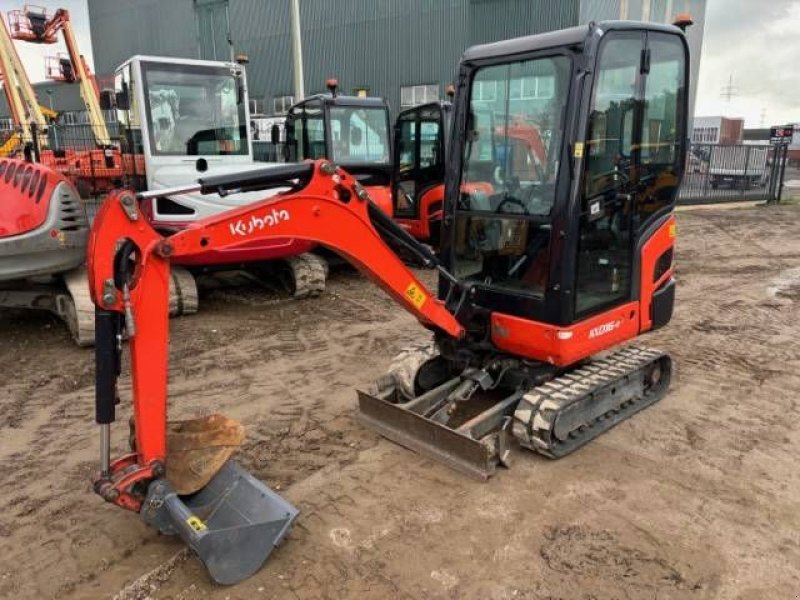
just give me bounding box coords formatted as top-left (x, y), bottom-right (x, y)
top-left (471, 80), bottom-right (497, 103)
top-left (273, 95), bottom-right (295, 116)
top-left (509, 76), bottom-right (555, 100)
top-left (400, 84), bottom-right (439, 108)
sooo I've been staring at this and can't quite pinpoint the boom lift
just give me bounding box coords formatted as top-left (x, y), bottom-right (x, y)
top-left (0, 8), bottom-right (50, 155)
top-left (88, 21), bottom-right (688, 584)
top-left (8, 5), bottom-right (124, 189)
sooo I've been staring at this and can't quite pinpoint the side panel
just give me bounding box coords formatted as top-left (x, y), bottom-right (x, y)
top-left (0, 160), bottom-right (57, 237)
top-left (638, 215), bottom-right (676, 332)
top-left (490, 301), bottom-right (640, 367)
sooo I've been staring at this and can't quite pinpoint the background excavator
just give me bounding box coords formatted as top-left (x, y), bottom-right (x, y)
top-left (110, 53), bottom-right (328, 297)
top-left (284, 79), bottom-right (394, 216)
top-left (88, 19), bottom-right (689, 585)
top-left (393, 87), bottom-right (550, 246)
top-left (0, 6), bottom-right (94, 343)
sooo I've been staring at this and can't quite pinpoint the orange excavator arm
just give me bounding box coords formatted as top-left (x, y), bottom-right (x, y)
top-left (89, 160), bottom-right (464, 512)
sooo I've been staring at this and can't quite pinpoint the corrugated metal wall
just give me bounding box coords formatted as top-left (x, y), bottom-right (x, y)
top-left (85, 0), bottom-right (579, 117)
top-left (87, 0), bottom-right (198, 72)
top-left (11, 0), bottom-right (702, 122)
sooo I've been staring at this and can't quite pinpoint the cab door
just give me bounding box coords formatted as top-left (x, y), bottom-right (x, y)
top-left (391, 103), bottom-right (447, 240)
top-left (575, 29), bottom-right (686, 319)
top-left (284, 99), bottom-right (325, 161)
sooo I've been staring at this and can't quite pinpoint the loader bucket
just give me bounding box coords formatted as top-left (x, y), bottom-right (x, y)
top-left (140, 460), bottom-right (298, 585)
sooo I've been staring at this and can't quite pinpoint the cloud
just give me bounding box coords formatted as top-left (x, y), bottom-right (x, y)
top-left (695, 0), bottom-right (800, 126)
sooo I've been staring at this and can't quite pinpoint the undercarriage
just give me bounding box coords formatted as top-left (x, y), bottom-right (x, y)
top-left (359, 341), bottom-right (671, 478)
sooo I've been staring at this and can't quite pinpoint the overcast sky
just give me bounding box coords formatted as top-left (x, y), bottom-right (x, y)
top-left (4, 0), bottom-right (798, 128)
top-left (694, 0), bottom-right (799, 127)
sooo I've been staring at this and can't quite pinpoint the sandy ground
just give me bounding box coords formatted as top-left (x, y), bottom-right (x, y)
top-left (1, 204), bottom-right (799, 600)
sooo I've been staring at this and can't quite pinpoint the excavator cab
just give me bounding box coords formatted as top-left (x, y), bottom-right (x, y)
top-left (438, 22), bottom-right (687, 329)
top-left (284, 83), bottom-right (394, 214)
top-left (392, 98), bottom-right (453, 244)
top-left (361, 21), bottom-right (688, 473)
top-left (87, 20), bottom-right (688, 585)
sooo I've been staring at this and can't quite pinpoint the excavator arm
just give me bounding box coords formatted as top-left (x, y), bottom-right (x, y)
top-left (88, 160), bottom-right (464, 513)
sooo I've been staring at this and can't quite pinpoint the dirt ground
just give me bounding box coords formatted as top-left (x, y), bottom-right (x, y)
top-left (1, 204), bottom-right (799, 600)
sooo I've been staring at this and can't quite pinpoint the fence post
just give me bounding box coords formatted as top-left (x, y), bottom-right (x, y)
top-left (777, 144), bottom-right (788, 204)
top-left (742, 145), bottom-right (750, 195)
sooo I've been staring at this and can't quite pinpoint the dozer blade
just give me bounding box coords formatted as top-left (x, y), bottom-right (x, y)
top-left (140, 460), bottom-right (298, 586)
top-left (357, 380), bottom-right (518, 480)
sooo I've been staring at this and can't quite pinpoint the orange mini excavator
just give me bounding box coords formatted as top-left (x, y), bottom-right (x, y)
top-left (88, 20), bottom-right (689, 584)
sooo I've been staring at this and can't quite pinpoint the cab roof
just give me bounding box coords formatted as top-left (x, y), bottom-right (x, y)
top-left (116, 54), bottom-right (243, 72)
top-left (292, 93), bottom-right (387, 110)
top-left (462, 20), bottom-right (684, 62)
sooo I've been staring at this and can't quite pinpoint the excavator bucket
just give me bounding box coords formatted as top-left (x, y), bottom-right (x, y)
top-left (130, 415), bottom-right (298, 584)
top-left (140, 461), bottom-right (298, 585)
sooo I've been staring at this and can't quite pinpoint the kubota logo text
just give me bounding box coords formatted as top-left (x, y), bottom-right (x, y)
top-left (229, 208), bottom-right (290, 237)
top-left (588, 320), bottom-right (621, 339)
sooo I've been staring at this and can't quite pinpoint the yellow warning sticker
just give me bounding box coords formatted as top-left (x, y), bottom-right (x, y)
top-left (668, 222), bottom-right (677, 238)
top-left (186, 516), bottom-right (207, 532)
top-left (405, 283), bottom-right (427, 309)
top-left (573, 142), bottom-right (584, 158)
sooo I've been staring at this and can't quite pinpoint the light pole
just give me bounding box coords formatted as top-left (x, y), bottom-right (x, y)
top-left (290, 0), bottom-right (305, 101)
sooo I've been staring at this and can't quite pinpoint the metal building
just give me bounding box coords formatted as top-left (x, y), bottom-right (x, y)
top-left (83, 0), bottom-right (706, 119)
top-left (0, 0), bottom-right (707, 122)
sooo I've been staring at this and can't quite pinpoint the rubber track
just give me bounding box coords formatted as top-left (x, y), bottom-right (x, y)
top-left (168, 266), bottom-right (199, 316)
top-left (512, 346), bottom-right (671, 458)
top-left (287, 253), bottom-right (327, 298)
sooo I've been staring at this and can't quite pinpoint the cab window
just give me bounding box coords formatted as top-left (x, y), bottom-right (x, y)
top-left (453, 54), bottom-right (571, 296)
top-left (576, 33), bottom-right (643, 316)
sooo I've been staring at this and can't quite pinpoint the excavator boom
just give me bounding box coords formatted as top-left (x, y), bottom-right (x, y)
top-left (88, 160), bottom-right (464, 583)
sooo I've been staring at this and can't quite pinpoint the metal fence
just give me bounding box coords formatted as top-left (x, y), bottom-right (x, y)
top-left (679, 142), bottom-right (788, 204)
top-left (5, 121), bottom-right (790, 212)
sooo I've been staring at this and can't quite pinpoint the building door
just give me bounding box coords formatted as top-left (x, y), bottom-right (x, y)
top-left (196, 0), bottom-right (230, 61)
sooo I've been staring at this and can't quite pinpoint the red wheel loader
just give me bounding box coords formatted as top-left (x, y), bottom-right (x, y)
top-left (88, 20), bottom-right (689, 584)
